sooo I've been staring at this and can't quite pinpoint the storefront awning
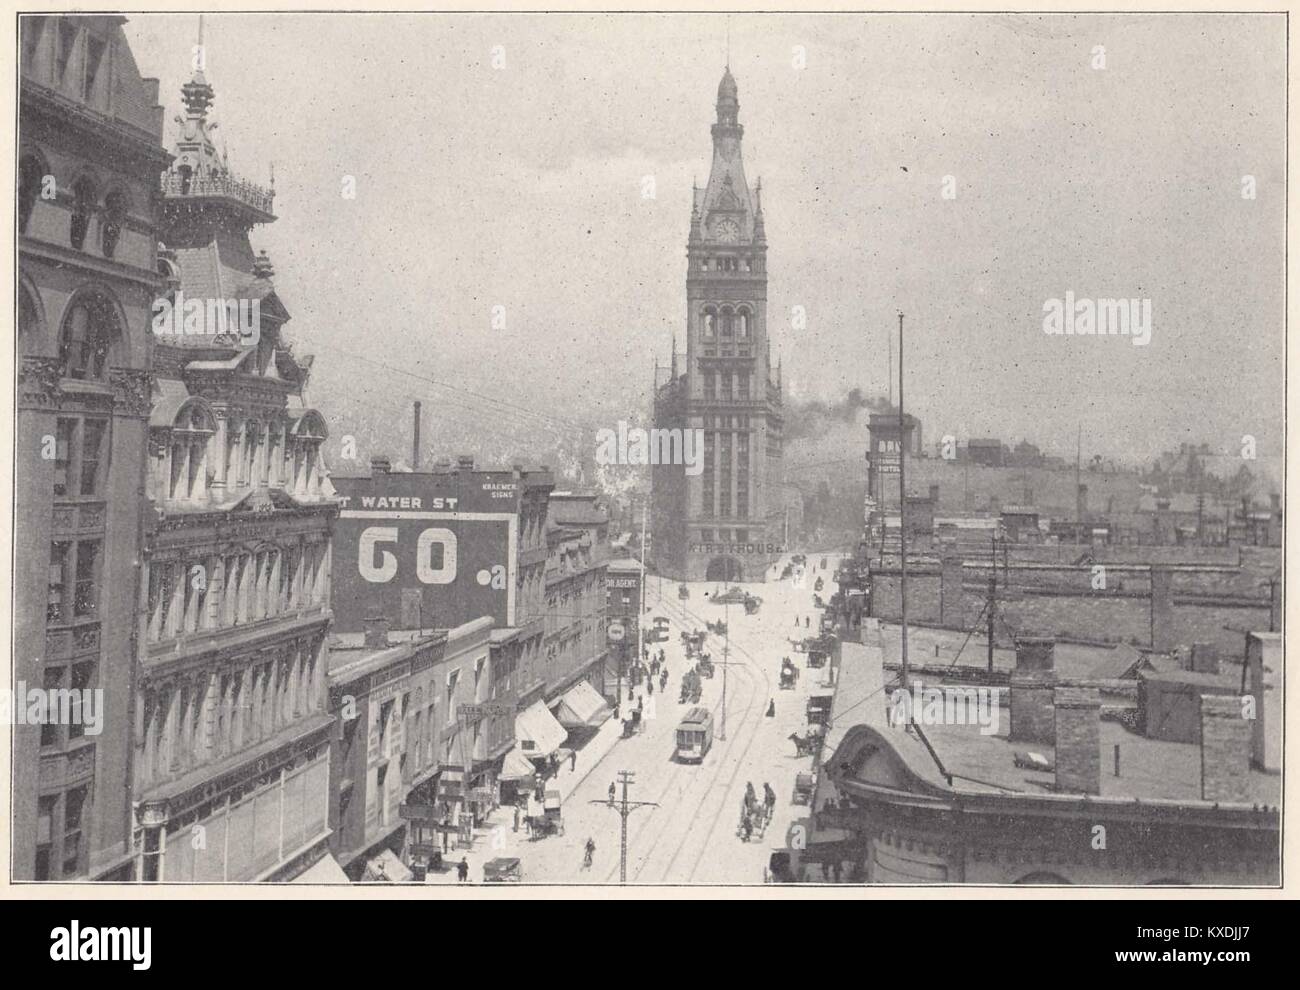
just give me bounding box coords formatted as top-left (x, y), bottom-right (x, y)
top-left (291, 852), bottom-right (350, 885)
top-left (363, 848), bottom-right (413, 883)
top-left (551, 680), bottom-right (613, 729)
top-left (514, 700), bottom-right (568, 760)
top-left (501, 746), bottom-right (539, 781)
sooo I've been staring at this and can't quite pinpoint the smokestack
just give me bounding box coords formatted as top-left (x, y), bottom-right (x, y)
top-left (412, 401), bottom-right (422, 471)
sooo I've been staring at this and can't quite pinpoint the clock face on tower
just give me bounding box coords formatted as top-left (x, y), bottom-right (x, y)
top-left (713, 217), bottom-right (740, 243)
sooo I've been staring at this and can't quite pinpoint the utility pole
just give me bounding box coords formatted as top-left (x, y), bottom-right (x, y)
top-left (987, 530), bottom-right (996, 673)
top-left (589, 770), bottom-right (658, 884)
top-left (897, 313), bottom-right (909, 687)
top-left (638, 498), bottom-right (648, 667)
top-left (719, 597), bottom-right (730, 740)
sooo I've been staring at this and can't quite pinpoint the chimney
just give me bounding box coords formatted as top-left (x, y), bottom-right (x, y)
top-left (457, 454), bottom-right (475, 472)
top-left (1246, 632), bottom-right (1281, 772)
top-left (1149, 566), bottom-right (1174, 652)
top-left (1189, 642), bottom-right (1219, 676)
top-left (412, 401), bottom-right (422, 471)
top-left (1014, 635), bottom-right (1055, 671)
top-left (1199, 695), bottom-right (1251, 803)
top-left (370, 454), bottom-right (391, 476)
top-left (364, 615), bottom-right (391, 650)
top-left (1054, 686), bottom-right (1101, 794)
top-left (1010, 635), bottom-right (1056, 744)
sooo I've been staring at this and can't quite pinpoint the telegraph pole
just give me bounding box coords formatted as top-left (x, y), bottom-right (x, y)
top-left (589, 770), bottom-right (658, 884)
top-left (987, 530), bottom-right (996, 673)
top-left (897, 313), bottom-right (909, 687)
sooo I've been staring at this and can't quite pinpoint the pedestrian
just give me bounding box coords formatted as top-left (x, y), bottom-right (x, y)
top-left (821, 861), bottom-right (831, 882)
top-left (457, 857), bottom-right (469, 883)
top-left (646, 678), bottom-right (654, 697)
top-left (832, 860), bottom-right (843, 883)
top-left (513, 804), bottom-right (520, 832)
top-left (805, 616), bottom-right (810, 628)
top-left (766, 698), bottom-right (776, 718)
top-left (569, 749), bottom-right (577, 772)
top-left (584, 837), bottom-right (596, 869)
top-left (795, 616), bottom-right (800, 628)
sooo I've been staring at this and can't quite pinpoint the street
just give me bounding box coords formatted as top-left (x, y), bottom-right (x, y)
top-left (431, 553), bottom-right (841, 885)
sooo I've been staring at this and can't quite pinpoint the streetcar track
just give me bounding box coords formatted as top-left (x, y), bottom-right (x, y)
top-left (602, 589), bottom-right (760, 883)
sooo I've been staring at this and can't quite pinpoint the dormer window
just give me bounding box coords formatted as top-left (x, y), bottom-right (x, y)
top-left (83, 36), bottom-right (105, 102)
top-left (56, 21), bottom-right (76, 83)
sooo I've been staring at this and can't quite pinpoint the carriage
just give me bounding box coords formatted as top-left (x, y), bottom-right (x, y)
top-left (706, 619), bottom-right (727, 637)
top-left (696, 655), bottom-right (715, 679)
top-left (679, 669), bottom-right (703, 705)
top-left (779, 659), bottom-right (799, 690)
top-left (678, 584), bottom-right (690, 600)
top-left (814, 577), bottom-right (824, 592)
top-left (806, 694), bottom-right (833, 726)
top-left (526, 787), bottom-right (565, 839)
top-left (792, 772), bottom-right (815, 805)
top-left (621, 705), bottom-right (643, 738)
top-left (483, 857), bottom-right (523, 882)
top-left (789, 725), bottom-right (825, 758)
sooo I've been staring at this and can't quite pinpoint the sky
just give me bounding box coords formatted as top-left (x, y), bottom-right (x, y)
top-left (121, 12), bottom-right (1285, 465)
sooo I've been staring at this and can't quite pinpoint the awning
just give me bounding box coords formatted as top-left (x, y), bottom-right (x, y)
top-left (500, 746), bottom-right (539, 782)
top-left (514, 700), bottom-right (568, 760)
top-left (291, 852), bottom-right (350, 885)
top-left (551, 680), bottom-right (613, 729)
top-left (363, 848), bottom-right (413, 883)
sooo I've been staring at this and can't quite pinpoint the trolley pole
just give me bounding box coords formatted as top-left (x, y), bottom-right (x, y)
top-left (589, 770), bottom-right (658, 884)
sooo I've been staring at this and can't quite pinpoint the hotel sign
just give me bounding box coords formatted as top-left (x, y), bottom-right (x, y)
top-left (690, 543), bottom-right (786, 556)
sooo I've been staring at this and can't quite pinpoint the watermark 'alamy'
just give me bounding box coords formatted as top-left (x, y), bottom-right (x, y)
top-left (152, 291), bottom-right (260, 343)
top-left (1, 683), bottom-right (103, 735)
top-left (595, 421), bottom-right (705, 476)
top-left (888, 681), bottom-right (1001, 736)
top-left (1042, 290), bottom-right (1151, 346)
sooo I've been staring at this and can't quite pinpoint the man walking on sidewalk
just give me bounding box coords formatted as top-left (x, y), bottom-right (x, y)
top-left (570, 749), bottom-right (578, 772)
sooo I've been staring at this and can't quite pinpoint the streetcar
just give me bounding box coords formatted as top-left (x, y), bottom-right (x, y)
top-left (674, 707), bottom-right (715, 763)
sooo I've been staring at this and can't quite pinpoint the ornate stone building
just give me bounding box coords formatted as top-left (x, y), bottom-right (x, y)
top-left (652, 68), bottom-right (785, 583)
top-left (16, 15), bottom-right (171, 881)
top-left (128, 51), bottom-right (339, 881)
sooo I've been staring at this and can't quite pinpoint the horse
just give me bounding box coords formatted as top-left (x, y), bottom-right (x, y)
top-left (789, 732), bottom-right (818, 757)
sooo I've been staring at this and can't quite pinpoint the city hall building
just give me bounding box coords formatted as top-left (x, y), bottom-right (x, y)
top-left (651, 68), bottom-right (786, 584)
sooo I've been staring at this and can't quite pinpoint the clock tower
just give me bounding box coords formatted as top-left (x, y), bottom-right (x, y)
top-left (652, 67), bottom-right (786, 583)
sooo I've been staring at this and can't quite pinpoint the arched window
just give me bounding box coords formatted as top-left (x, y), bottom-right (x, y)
top-left (720, 307), bottom-right (734, 337)
top-left (101, 190), bottom-right (126, 258)
top-left (169, 402), bottom-right (215, 501)
top-left (177, 164), bottom-right (193, 196)
top-left (58, 292), bottom-right (118, 380)
top-left (19, 153), bottom-right (45, 233)
top-left (701, 307), bottom-right (716, 339)
top-left (70, 178), bottom-right (95, 250)
top-left (737, 308), bottom-right (751, 339)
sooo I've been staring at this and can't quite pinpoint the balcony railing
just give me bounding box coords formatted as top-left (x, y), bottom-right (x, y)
top-left (159, 170), bottom-right (275, 215)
